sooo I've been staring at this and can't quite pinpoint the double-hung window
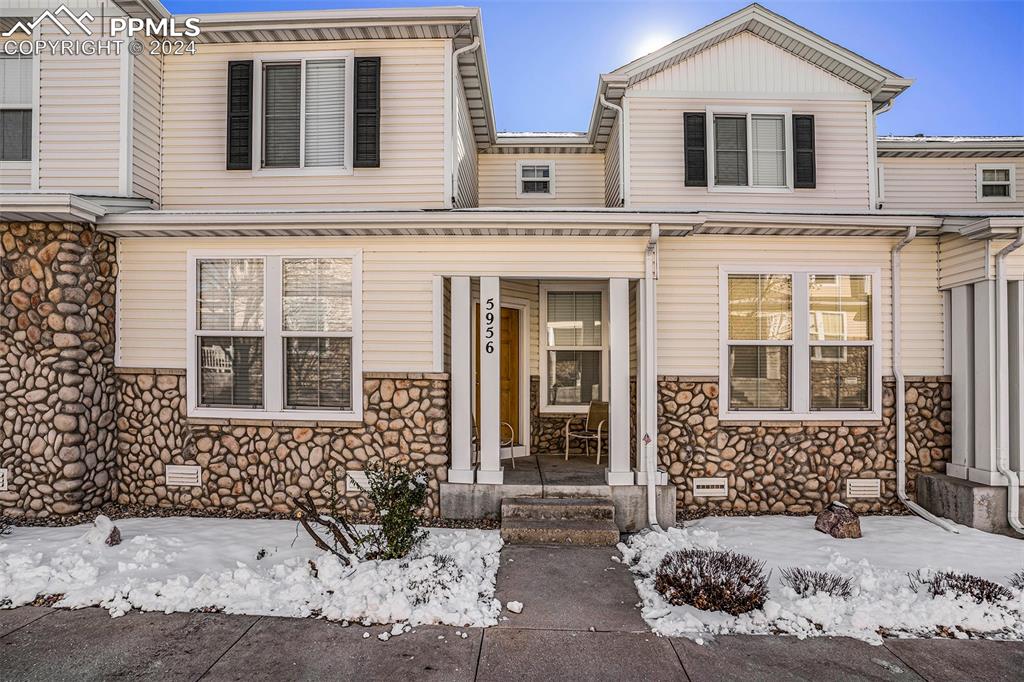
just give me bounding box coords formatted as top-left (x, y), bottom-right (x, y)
top-left (708, 109), bottom-right (792, 191)
top-left (540, 284), bottom-right (607, 412)
top-left (257, 53), bottom-right (353, 173)
top-left (517, 161), bottom-right (554, 196)
top-left (721, 269), bottom-right (880, 421)
top-left (976, 164), bottom-right (1016, 201)
top-left (0, 54), bottom-right (33, 162)
top-left (188, 251), bottom-right (362, 421)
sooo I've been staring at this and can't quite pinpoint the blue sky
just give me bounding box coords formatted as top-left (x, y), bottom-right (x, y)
top-left (167, 0), bottom-right (1024, 135)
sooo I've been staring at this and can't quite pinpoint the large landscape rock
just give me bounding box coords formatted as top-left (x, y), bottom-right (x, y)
top-left (814, 501), bottom-right (862, 539)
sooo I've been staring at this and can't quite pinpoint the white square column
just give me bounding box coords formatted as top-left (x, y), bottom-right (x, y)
top-left (447, 277), bottom-right (474, 484)
top-left (476, 277), bottom-right (503, 484)
top-left (607, 278), bottom-right (633, 485)
top-left (948, 285), bottom-right (973, 479)
top-left (1010, 281), bottom-right (1024, 473)
top-left (972, 281), bottom-right (1001, 483)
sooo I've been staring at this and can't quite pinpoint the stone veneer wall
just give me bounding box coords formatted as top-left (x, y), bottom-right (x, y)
top-left (115, 371), bottom-right (449, 516)
top-left (0, 222), bottom-right (118, 517)
top-left (529, 376), bottom-right (638, 461)
top-left (659, 377), bottom-right (951, 514)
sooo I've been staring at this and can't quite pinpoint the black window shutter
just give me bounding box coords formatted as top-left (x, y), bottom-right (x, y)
top-left (793, 114), bottom-right (816, 188)
top-left (683, 112), bottom-right (707, 187)
top-left (353, 57), bottom-right (381, 168)
top-left (226, 60), bottom-right (253, 170)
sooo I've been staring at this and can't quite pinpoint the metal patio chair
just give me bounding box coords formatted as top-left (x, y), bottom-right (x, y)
top-left (564, 400), bottom-right (608, 465)
top-left (471, 414), bottom-right (518, 469)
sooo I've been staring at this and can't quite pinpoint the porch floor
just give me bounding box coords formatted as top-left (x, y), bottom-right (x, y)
top-left (502, 454), bottom-right (607, 487)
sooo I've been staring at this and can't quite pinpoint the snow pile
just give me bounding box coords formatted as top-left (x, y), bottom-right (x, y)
top-left (619, 516), bottom-right (1024, 644)
top-left (0, 517), bottom-right (502, 627)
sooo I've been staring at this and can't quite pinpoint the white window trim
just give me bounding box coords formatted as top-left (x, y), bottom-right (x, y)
top-left (976, 163), bottom-right (1016, 202)
top-left (539, 280), bottom-right (609, 414)
top-left (186, 248), bottom-right (363, 422)
top-left (0, 50), bottom-right (36, 168)
top-left (705, 106), bottom-right (794, 193)
top-left (515, 160), bottom-right (556, 198)
top-left (251, 51), bottom-right (355, 177)
top-left (718, 266), bottom-right (882, 422)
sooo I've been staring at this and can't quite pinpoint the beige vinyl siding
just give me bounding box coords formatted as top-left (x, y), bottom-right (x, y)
top-left (37, 21), bottom-right (123, 194)
top-left (479, 154), bottom-right (605, 207)
top-left (117, 235), bottom-right (645, 371)
top-left (880, 157), bottom-right (1024, 211)
top-left (657, 235), bottom-right (944, 377)
top-left (161, 40), bottom-right (447, 210)
top-left (453, 72), bottom-right (478, 208)
top-left (0, 164), bottom-right (31, 190)
top-left (997, 240), bottom-right (1024, 281)
top-left (132, 49), bottom-right (162, 204)
top-left (938, 235), bottom-right (1024, 289)
top-left (627, 97), bottom-right (871, 209)
top-left (630, 32), bottom-right (865, 98)
top-left (604, 115), bottom-right (622, 207)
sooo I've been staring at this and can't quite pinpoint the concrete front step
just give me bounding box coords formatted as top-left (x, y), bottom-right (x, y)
top-left (499, 518), bottom-right (621, 546)
top-left (501, 496), bottom-right (615, 521)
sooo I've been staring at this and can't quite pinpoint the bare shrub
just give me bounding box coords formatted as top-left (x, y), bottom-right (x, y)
top-left (909, 570), bottom-right (1012, 604)
top-left (780, 567), bottom-right (853, 599)
top-left (1010, 570), bottom-right (1024, 591)
top-left (654, 548), bottom-right (770, 616)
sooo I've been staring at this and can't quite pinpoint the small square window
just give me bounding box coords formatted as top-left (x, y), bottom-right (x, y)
top-left (977, 164), bottom-right (1016, 202)
top-left (518, 163), bottom-right (553, 196)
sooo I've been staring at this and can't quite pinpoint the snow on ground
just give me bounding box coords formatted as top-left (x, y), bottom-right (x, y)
top-left (0, 517), bottom-right (503, 628)
top-left (619, 516), bottom-right (1024, 644)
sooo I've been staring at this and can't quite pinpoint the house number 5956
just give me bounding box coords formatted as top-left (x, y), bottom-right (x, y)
top-left (484, 297), bottom-right (496, 354)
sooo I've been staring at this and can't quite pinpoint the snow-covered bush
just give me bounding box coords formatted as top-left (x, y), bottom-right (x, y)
top-left (357, 461), bottom-right (430, 560)
top-left (1010, 570), bottom-right (1024, 591)
top-left (405, 553), bottom-right (465, 606)
top-left (909, 570), bottom-right (1013, 604)
top-left (780, 567), bottom-right (853, 599)
top-left (654, 548), bottom-right (769, 616)
top-left (0, 516), bottom-right (11, 537)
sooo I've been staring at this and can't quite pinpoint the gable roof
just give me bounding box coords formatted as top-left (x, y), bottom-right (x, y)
top-left (588, 3), bottom-right (912, 148)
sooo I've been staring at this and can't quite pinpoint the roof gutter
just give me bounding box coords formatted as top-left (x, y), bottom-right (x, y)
top-left (891, 227), bottom-right (959, 533)
top-left (995, 227), bottom-right (1024, 535)
top-left (599, 94), bottom-right (625, 207)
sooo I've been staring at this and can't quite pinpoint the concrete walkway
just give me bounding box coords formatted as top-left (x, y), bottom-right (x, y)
top-left (3, 545), bottom-right (1023, 681)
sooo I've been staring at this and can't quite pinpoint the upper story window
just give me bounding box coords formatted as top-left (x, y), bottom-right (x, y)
top-left (259, 55), bottom-right (351, 172)
top-left (710, 111), bottom-right (791, 190)
top-left (517, 161), bottom-right (554, 197)
top-left (977, 164), bottom-right (1016, 202)
top-left (721, 269), bottom-right (880, 421)
top-left (188, 251), bottom-right (362, 421)
top-left (540, 283), bottom-right (607, 412)
top-left (0, 55), bottom-right (32, 162)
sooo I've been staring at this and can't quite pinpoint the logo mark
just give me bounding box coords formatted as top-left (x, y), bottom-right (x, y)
top-left (2, 5), bottom-right (95, 38)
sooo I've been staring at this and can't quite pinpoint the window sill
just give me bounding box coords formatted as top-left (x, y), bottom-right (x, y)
top-left (708, 185), bottom-right (793, 194)
top-left (539, 404), bottom-right (589, 416)
top-left (719, 410), bottom-right (882, 423)
top-left (977, 196), bottom-right (1016, 203)
top-left (252, 166), bottom-right (353, 177)
top-left (517, 192), bottom-right (556, 199)
top-left (188, 407), bottom-right (363, 423)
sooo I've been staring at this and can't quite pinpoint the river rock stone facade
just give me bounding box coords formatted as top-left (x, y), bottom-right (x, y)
top-left (659, 377), bottom-right (951, 514)
top-left (0, 222), bottom-right (118, 517)
top-left (115, 371), bottom-right (449, 516)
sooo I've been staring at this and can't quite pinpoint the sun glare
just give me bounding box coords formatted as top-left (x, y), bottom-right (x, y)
top-left (633, 32), bottom-right (676, 60)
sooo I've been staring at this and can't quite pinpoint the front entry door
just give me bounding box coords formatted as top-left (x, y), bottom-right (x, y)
top-left (475, 306), bottom-right (521, 449)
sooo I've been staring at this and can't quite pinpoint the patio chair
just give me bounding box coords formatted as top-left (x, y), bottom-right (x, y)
top-left (471, 414), bottom-right (518, 469)
top-left (564, 400), bottom-right (608, 465)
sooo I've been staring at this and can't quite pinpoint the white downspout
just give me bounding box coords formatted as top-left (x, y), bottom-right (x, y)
top-left (599, 94), bottom-right (625, 207)
top-left (450, 37), bottom-right (481, 207)
top-left (892, 227), bottom-right (960, 533)
top-left (644, 223), bottom-right (662, 530)
top-left (995, 227), bottom-right (1024, 535)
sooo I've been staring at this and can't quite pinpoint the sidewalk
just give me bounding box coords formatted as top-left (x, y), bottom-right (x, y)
top-left (2, 545), bottom-right (1023, 681)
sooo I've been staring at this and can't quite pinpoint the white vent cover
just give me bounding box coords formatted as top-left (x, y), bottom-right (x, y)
top-left (846, 478), bottom-right (881, 498)
top-left (0, 467), bottom-right (8, 492)
top-left (347, 470), bottom-right (369, 491)
top-left (693, 477), bottom-right (729, 498)
top-left (166, 465), bottom-right (202, 487)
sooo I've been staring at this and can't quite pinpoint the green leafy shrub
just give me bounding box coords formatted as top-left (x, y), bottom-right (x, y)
top-left (909, 570), bottom-right (1012, 604)
top-left (781, 567), bottom-right (853, 599)
top-left (654, 548), bottom-right (769, 615)
top-left (357, 461), bottom-right (430, 560)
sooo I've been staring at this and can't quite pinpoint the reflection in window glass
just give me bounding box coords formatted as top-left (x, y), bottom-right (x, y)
top-left (198, 258), bottom-right (265, 331)
top-left (728, 346), bottom-right (790, 411)
top-left (727, 274), bottom-right (792, 340)
top-left (285, 337), bottom-right (352, 410)
top-left (810, 345), bottom-right (870, 410)
top-left (547, 350), bottom-right (601, 406)
top-left (198, 337), bottom-right (264, 408)
top-left (809, 274), bottom-right (871, 341)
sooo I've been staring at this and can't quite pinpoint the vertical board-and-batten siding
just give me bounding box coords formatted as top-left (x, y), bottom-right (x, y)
top-left (478, 154), bottom-right (606, 207)
top-left (132, 48), bottom-right (162, 204)
top-left (37, 21), bottom-right (123, 193)
top-left (657, 236), bottom-right (944, 377)
top-left (625, 32), bottom-right (872, 210)
top-left (160, 40), bottom-right (447, 210)
top-left (453, 70), bottom-right (478, 208)
top-left (880, 157), bottom-right (1024, 212)
top-left (604, 115), bottom-right (622, 207)
top-left (116, 236), bottom-right (646, 372)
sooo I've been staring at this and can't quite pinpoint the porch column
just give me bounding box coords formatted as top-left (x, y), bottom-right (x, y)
top-left (973, 281), bottom-right (1000, 483)
top-left (948, 285), bottom-right (973, 479)
top-left (477, 276), bottom-right (503, 484)
top-left (1009, 280), bottom-right (1023, 473)
top-left (447, 276), bottom-right (474, 484)
top-left (607, 278), bottom-right (633, 484)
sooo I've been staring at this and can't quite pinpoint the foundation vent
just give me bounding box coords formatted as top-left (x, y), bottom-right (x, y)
top-left (166, 465), bottom-right (202, 488)
top-left (347, 471), bottom-right (369, 491)
top-left (0, 467), bottom-right (7, 492)
top-left (846, 478), bottom-right (881, 499)
top-left (692, 477), bottom-right (729, 498)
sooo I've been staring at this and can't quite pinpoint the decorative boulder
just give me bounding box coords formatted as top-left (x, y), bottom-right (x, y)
top-left (814, 501), bottom-right (862, 539)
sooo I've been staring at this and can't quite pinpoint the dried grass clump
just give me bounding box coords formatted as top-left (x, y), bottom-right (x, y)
top-left (909, 570), bottom-right (1012, 604)
top-left (654, 548), bottom-right (769, 616)
top-left (780, 567), bottom-right (853, 599)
